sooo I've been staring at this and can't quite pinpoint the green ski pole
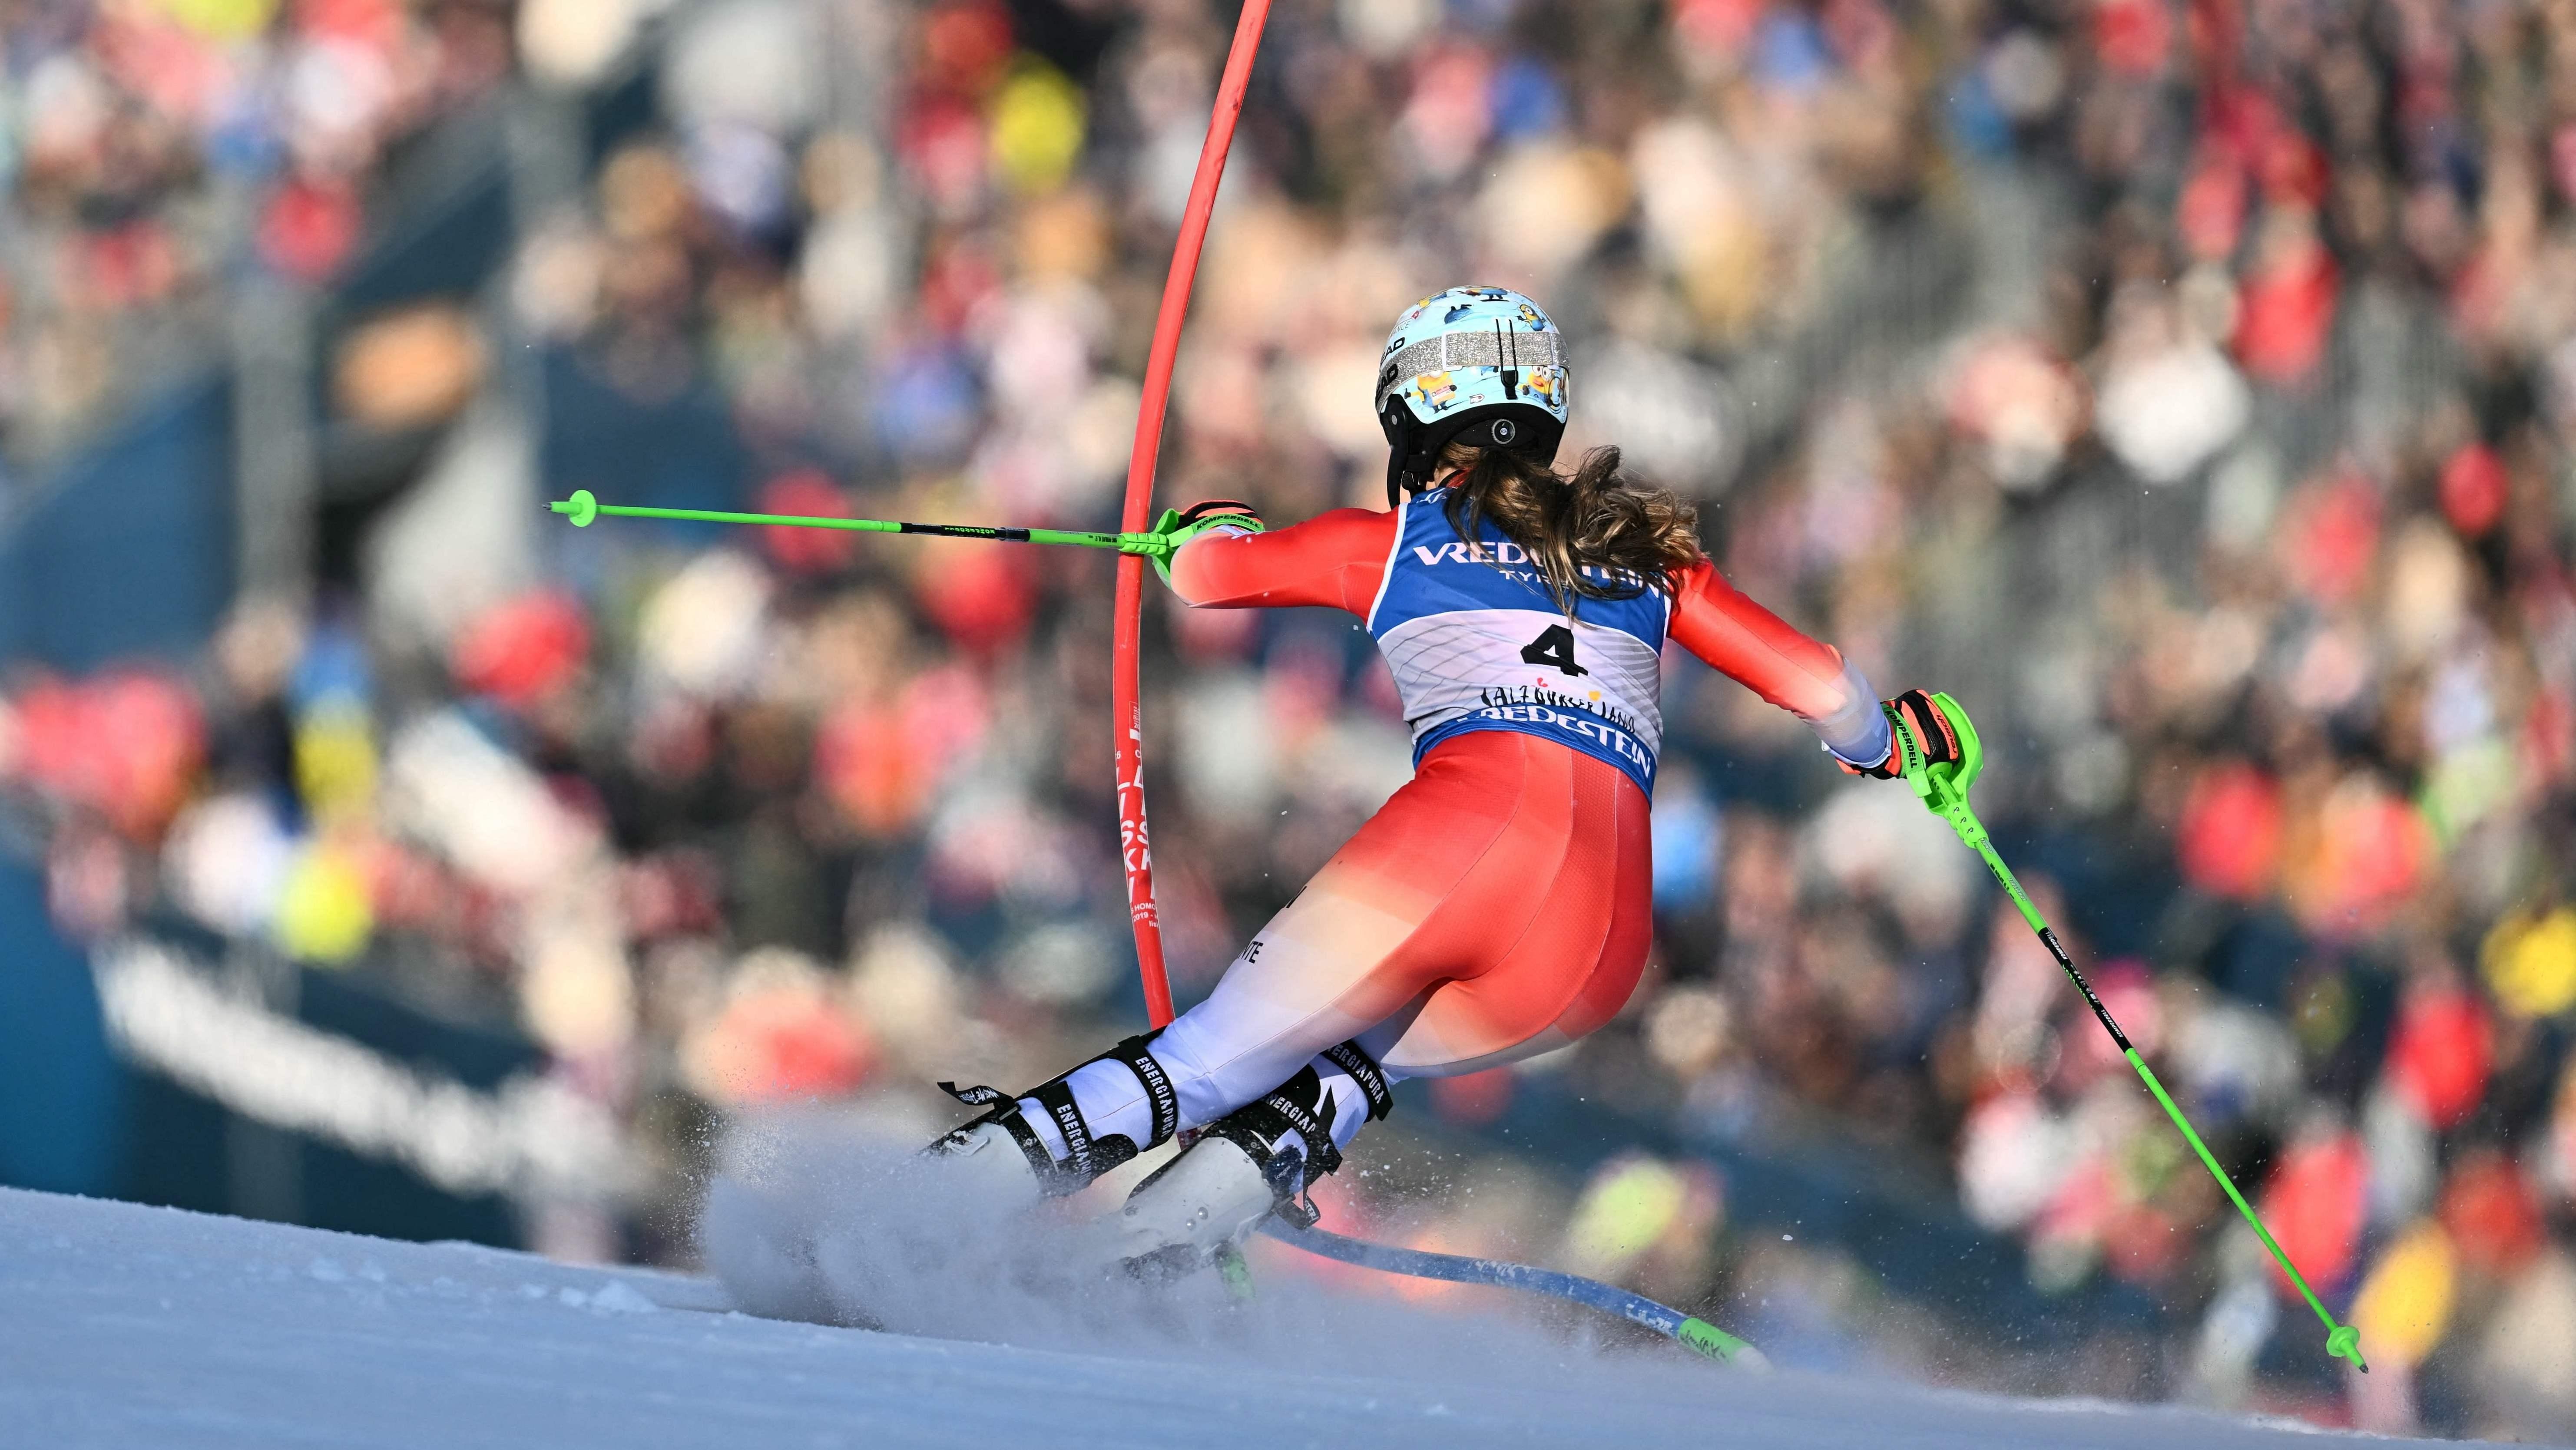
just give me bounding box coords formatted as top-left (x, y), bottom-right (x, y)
top-left (1887, 694), bottom-right (2367, 1374)
top-left (545, 489), bottom-right (1170, 555)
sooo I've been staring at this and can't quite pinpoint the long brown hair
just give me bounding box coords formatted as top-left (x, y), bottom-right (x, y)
top-left (1437, 443), bottom-right (1705, 609)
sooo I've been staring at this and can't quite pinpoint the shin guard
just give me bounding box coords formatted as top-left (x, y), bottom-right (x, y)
top-left (934, 1033), bottom-right (1182, 1195)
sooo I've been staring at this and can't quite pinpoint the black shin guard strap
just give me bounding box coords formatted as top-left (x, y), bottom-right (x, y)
top-left (937, 1081), bottom-right (1061, 1187)
top-left (1106, 1032), bottom-right (1182, 1149)
top-left (1320, 1040), bottom-right (1394, 1122)
top-left (1212, 1066), bottom-right (1344, 1180)
top-left (954, 1032), bottom-right (1181, 1191)
top-left (1032, 1031), bottom-right (1179, 1181)
top-left (1030, 1079), bottom-right (1140, 1180)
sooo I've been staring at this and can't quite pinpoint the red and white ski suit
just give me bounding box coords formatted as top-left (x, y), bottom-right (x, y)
top-left (1105, 493), bottom-right (1885, 1144)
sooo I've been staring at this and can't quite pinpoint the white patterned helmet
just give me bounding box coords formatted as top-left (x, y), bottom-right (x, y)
top-left (1375, 285), bottom-right (1570, 505)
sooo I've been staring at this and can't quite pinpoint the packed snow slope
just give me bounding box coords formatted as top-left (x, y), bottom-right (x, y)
top-left (0, 1184), bottom-right (2481, 1450)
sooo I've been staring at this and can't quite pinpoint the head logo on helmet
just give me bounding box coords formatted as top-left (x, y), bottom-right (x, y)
top-left (1376, 285), bottom-right (1570, 506)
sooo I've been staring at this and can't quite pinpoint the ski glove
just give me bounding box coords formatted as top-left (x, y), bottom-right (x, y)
top-left (1140, 499), bottom-right (1265, 587)
top-left (1841, 689), bottom-right (1962, 780)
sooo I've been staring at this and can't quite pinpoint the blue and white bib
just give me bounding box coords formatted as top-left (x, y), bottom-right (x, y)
top-left (1365, 492), bottom-right (1669, 794)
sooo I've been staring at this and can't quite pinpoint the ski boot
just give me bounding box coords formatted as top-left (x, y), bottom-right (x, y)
top-left (1092, 1043), bottom-right (1393, 1282)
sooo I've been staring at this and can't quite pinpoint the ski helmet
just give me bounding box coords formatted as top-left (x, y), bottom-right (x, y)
top-left (1376, 285), bottom-right (1569, 506)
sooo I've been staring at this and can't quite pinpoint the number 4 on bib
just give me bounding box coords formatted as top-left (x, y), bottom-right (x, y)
top-left (1521, 624), bottom-right (1588, 677)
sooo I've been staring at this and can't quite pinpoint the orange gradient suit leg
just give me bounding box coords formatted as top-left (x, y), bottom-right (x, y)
top-left (1150, 730), bottom-right (1652, 1127)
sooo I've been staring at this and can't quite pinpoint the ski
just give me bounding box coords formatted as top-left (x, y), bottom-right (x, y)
top-left (1259, 1220), bottom-right (1766, 1369)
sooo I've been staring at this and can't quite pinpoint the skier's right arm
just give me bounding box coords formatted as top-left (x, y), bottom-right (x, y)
top-left (1162, 507), bottom-right (1399, 616)
top-left (1665, 560), bottom-right (1893, 771)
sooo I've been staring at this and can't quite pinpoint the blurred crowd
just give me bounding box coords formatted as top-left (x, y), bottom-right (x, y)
top-left (6, 0), bottom-right (2576, 1438)
top-left (0, 0), bottom-right (519, 454)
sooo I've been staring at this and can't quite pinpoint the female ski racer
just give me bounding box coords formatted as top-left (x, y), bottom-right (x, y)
top-left (931, 285), bottom-right (1959, 1273)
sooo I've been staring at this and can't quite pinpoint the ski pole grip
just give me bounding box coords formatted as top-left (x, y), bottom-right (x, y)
top-left (1888, 692), bottom-right (1992, 849)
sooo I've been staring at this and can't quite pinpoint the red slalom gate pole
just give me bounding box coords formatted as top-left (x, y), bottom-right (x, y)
top-left (1114, 0), bottom-right (1273, 1030)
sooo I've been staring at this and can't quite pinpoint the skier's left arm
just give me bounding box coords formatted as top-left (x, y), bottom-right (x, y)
top-left (1664, 560), bottom-right (1898, 773)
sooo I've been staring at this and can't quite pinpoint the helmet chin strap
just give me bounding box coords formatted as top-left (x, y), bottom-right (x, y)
top-left (1381, 410), bottom-right (1554, 507)
top-left (1381, 397), bottom-right (1424, 507)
